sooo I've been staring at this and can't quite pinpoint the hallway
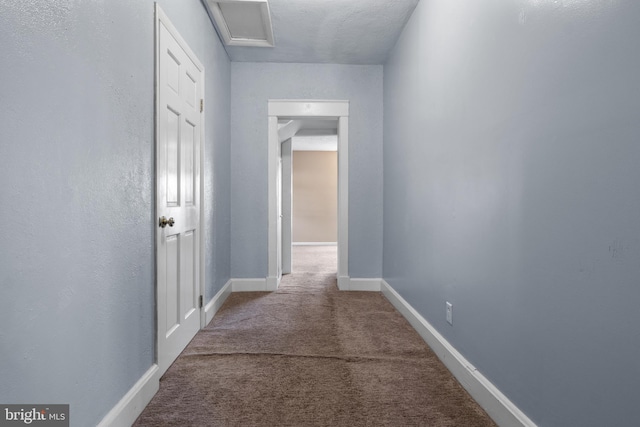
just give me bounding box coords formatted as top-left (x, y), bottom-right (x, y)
top-left (3, 1), bottom-right (640, 425)
top-left (134, 246), bottom-right (495, 426)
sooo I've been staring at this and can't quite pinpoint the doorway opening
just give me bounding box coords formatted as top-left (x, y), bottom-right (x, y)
top-left (289, 120), bottom-right (338, 275)
top-left (267, 100), bottom-right (349, 291)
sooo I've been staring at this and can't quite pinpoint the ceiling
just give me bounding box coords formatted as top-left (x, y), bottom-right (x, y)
top-left (209, 0), bottom-right (420, 64)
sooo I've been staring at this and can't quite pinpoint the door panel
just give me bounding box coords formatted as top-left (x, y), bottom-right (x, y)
top-left (156, 7), bottom-right (203, 376)
top-left (181, 230), bottom-right (196, 319)
top-left (184, 121), bottom-right (196, 206)
top-left (166, 108), bottom-right (180, 206)
top-left (165, 234), bottom-right (180, 335)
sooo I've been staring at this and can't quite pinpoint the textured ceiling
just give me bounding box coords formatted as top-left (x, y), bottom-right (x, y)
top-left (215, 0), bottom-right (420, 64)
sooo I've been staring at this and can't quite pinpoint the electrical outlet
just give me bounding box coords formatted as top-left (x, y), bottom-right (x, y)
top-left (446, 302), bottom-right (453, 325)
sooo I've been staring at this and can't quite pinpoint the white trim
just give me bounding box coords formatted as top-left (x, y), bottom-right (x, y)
top-left (278, 120), bottom-right (303, 143)
top-left (267, 114), bottom-right (282, 289)
top-left (336, 116), bottom-right (348, 283)
top-left (232, 278), bottom-right (268, 292)
top-left (99, 280), bottom-right (233, 426)
top-left (266, 276), bottom-right (278, 291)
top-left (198, 31), bottom-right (207, 331)
top-left (281, 139), bottom-right (292, 275)
top-left (155, 5), bottom-right (204, 71)
top-left (268, 100), bottom-right (349, 290)
top-left (205, 280), bottom-right (232, 325)
top-left (268, 100), bottom-right (350, 117)
top-left (292, 242), bottom-right (338, 246)
top-left (97, 365), bottom-right (159, 427)
top-left (337, 276), bottom-right (350, 291)
top-left (346, 278), bottom-right (382, 292)
top-left (380, 280), bottom-right (537, 427)
top-left (205, 0), bottom-right (274, 47)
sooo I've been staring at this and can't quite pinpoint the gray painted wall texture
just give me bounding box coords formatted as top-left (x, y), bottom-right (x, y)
top-left (0, 1), bottom-right (230, 425)
top-left (230, 63), bottom-right (383, 278)
top-left (383, 1), bottom-right (640, 426)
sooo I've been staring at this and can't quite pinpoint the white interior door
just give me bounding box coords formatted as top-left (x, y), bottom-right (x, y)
top-left (156, 5), bottom-right (203, 376)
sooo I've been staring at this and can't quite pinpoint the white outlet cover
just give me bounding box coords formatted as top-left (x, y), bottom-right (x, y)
top-left (446, 302), bottom-right (453, 325)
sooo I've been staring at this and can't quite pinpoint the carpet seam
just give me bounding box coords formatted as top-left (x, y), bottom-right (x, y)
top-left (181, 350), bottom-right (427, 363)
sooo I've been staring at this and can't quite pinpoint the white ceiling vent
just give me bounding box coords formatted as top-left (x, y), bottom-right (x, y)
top-left (206, 0), bottom-right (274, 47)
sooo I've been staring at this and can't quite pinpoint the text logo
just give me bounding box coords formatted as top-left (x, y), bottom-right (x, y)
top-left (1, 405), bottom-right (68, 427)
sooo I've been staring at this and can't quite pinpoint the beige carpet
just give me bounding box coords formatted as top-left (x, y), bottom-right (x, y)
top-left (134, 246), bottom-right (496, 426)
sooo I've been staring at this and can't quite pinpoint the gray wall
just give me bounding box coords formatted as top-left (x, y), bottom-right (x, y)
top-left (0, 1), bottom-right (230, 425)
top-left (230, 63), bottom-right (383, 278)
top-left (383, 1), bottom-right (640, 426)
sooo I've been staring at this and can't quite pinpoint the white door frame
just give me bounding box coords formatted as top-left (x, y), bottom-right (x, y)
top-left (154, 3), bottom-right (206, 374)
top-left (281, 138), bottom-right (292, 275)
top-left (267, 100), bottom-right (349, 290)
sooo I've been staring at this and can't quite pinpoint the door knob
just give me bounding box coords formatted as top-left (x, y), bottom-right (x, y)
top-left (159, 216), bottom-right (175, 228)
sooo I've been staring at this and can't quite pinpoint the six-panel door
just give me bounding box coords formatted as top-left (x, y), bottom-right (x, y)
top-left (157, 14), bottom-right (202, 376)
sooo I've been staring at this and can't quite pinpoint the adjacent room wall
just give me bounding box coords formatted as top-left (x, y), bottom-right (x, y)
top-left (230, 63), bottom-right (383, 278)
top-left (292, 151), bottom-right (338, 243)
top-left (0, 0), bottom-right (230, 425)
top-left (383, 1), bottom-right (640, 426)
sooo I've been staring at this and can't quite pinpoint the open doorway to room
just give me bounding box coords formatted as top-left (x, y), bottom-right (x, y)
top-left (289, 119), bottom-right (338, 276)
top-left (267, 100), bottom-right (350, 291)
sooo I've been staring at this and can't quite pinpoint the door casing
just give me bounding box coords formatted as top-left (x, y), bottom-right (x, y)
top-left (267, 100), bottom-right (349, 290)
top-left (281, 138), bottom-right (292, 275)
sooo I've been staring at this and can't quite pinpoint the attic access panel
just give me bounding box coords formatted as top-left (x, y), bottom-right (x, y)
top-left (206, 0), bottom-right (275, 47)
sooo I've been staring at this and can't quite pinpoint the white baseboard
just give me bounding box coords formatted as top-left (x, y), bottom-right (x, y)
top-left (266, 276), bottom-right (279, 291)
top-left (97, 364), bottom-right (159, 427)
top-left (99, 280), bottom-right (234, 427)
top-left (337, 275), bottom-right (350, 291)
top-left (380, 280), bottom-right (536, 427)
top-left (102, 277), bottom-right (533, 427)
top-left (231, 278), bottom-right (268, 292)
top-left (346, 278), bottom-right (382, 291)
top-left (231, 277), bottom-right (382, 292)
top-left (292, 242), bottom-right (338, 246)
top-left (205, 280), bottom-right (232, 325)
